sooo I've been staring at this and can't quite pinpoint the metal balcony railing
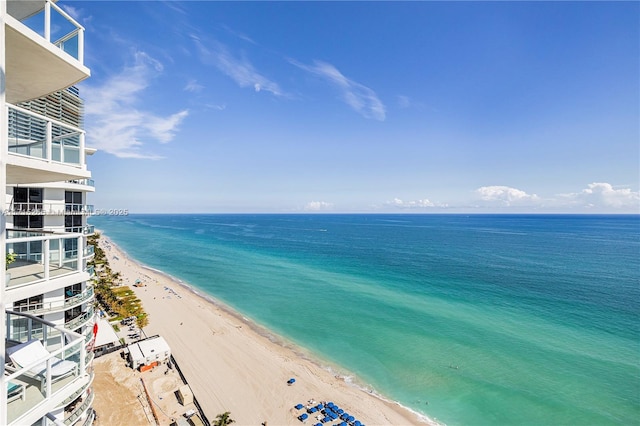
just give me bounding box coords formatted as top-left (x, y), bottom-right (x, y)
top-left (63, 391), bottom-right (94, 425)
top-left (7, 104), bottom-right (85, 168)
top-left (14, 0), bottom-right (85, 64)
top-left (66, 179), bottom-right (95, 187)
top-left (6, 231), bottom-right (90, 290)
top-left (12, 287), bottom-right (94, 316)
top-left (8, 202), bottom-right (94, 215)
top-left (65, 308), bottom-right (94, 331)
top-left (4, 311), bottom-right (87, 425)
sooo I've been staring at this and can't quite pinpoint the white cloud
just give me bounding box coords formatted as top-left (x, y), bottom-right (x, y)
top-left (291, 59), bottom-right (386, 121)
top-left (304, 201), bottom-right (334, 211)
top-left (476, 186), bottom-right (540, 206)
top-left (386, 198), bottom-right (448, 209)
top-left (559, 182), bottom-right (640, 210)
top-left (84, 51), bottom-right (188, 159)
top-left (61, 5), bottom-right (81, 20)
top-left (184, 79), bottom-right (204, 93)
top-left (193, 37), bottom-right (285, 97)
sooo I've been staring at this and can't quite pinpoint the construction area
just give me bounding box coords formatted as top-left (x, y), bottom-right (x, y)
top-left (92, 347), bottom-right (207, 426)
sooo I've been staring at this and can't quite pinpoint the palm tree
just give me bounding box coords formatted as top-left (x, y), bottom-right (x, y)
top-left (214, 411), bottom-right (235, 426)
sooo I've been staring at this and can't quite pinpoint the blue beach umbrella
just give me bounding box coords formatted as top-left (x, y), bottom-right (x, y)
top-left (299, 413), bottom-right (308, 421)
top-left (322, 417), bottom-right (331, 423)
top-left (295, 404), bottom-right (304, 410)
top-left (287, 378), bottom-right (296, 385)
top-left (348, 416), bottom-right (355, 422)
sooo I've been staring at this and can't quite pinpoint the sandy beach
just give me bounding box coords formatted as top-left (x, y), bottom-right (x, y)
top-left (93, 234), bottom-right (430, 426)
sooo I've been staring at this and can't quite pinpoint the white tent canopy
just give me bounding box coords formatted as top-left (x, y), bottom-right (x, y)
top-left (94, 318), bottom-right (120, 348)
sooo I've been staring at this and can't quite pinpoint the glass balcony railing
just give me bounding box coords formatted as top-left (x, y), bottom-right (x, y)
top-left (66, 179), bottom-right (95, 187)
top-left (5, 231), bottom-right (91, 290)
top-left (7, 202), bottom-right (94, 216)
top-left (7, 104), bottom-right (85, 168)
top-left (64, 308), bottom-right (94, 331)
top-left (12, 287), bottom-right (94, 316)
top-left (4, 311), bottom-right (87, 425)
top-left (64, 391), bottom-right (94, 425)
top-left (83, 245), bottom-right (94, 258)
top-left (15, 0), bottom-right (85, 64)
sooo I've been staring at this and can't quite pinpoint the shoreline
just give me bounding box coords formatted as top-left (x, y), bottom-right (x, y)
top-left (95, 231), bottom-right (437, 425)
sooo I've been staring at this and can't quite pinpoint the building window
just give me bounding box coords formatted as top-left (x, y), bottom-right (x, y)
top-left (65, 215), bottom-right (83, 232)
top-left (65, 306), bottom-right (82, 323)
top-left (13, 295), bottom-right (44, 312)
top-left (14, 215), bottom-right (44, 229)
top-left (65, 283), bottom-right (83, 299)
top-left (13, 187), bottom-right (43, 211)
top-left (65, 191), bottom-right (83, 211)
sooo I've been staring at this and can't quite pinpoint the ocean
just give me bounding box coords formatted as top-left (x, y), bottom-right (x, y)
top-left (89, 214), bottom-right (640, 425)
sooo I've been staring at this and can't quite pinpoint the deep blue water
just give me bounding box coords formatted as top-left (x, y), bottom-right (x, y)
top-left (90, 214), bottom-right (640, 425)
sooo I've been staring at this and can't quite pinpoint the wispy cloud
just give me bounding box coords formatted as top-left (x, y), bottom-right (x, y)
top-left (84, 51), bottom-right (188, 159)
top-left (184, 79), bottom-right (204, 93)
top-left (193, 36), bottom-right (285, 97)
top-left (291, 59), bottom-right (386, 121)
top-left (386, 198), bottom-right (448, 209)
top-left (304, 201), bottom-right (334, 211)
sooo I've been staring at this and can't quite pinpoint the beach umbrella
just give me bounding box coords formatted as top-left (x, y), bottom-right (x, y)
top-left (322, 417), bottom-right (331, 423)
top-left (295, 404), bottom-right (304, 410)
top-left (348, 416), bottom-right (355, 422)
top-left (354, 422), bottom-right (362, 426)
top-left (337, 409), bottom-right (344, 415)
top-left (288, 378), bottom-right (296, 385)
top-left (299, 413), bottom-right (308, 421)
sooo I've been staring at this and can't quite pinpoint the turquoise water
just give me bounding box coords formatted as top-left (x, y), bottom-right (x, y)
top-left (90, 214), bottom-right (640, 425)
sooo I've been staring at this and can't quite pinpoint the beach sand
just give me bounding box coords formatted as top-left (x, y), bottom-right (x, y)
top-left (93, 235), bottom-right (430, 426)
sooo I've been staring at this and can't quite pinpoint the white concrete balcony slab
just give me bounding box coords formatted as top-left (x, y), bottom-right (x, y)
top-left (5, 0), bottom-right (90, 103)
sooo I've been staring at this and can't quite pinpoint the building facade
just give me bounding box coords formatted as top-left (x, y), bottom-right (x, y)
top-left (1, 1), bottom-right (96, 425)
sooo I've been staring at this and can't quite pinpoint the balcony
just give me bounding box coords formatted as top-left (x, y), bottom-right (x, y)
top-left (63, 388), bottom-right (95, 425)
top-left (65, 307), bottom-right (94, 331)
top-left (12, 287), bottom-right (94, 316)
top-left (5, 230), bottom-right (91, 294)
top-left (5, 0), bottom-right (90, 103)
top-left (7, 202), bottom-right (94, 216)
top-left (3, 311), bottom-right (89, 426)
top-left (6, 104), bottom-right (91, 184)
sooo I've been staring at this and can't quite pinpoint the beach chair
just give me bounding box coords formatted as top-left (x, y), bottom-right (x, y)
top-left (6, 340), bottom-right (78, 391)
top-left (7, 381), bottom-right (25, 403)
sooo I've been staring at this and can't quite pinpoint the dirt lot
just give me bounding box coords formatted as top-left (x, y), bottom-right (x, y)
top-left (92, 351), bottom-right (200, 426)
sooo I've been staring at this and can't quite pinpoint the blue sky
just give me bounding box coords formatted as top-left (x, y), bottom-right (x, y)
top-left (66, 1), bottom-right (639, 213)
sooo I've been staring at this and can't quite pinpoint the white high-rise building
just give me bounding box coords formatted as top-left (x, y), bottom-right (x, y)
top-left (1, 1), bottom-right (96, 425)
